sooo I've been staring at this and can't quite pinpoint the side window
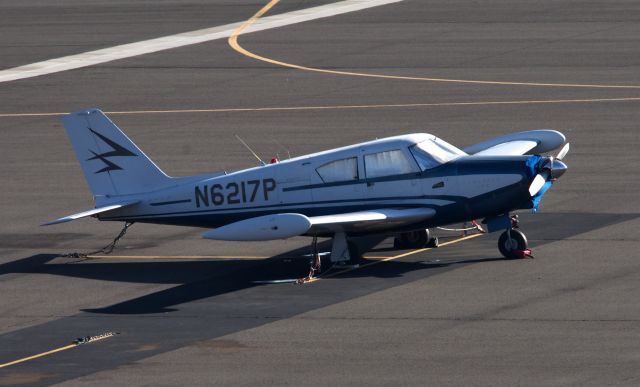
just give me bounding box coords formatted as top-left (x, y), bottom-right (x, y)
top-left (316, 157), bottom-right (359, 183)
top-left (364, 149), bottom-right (417, 179)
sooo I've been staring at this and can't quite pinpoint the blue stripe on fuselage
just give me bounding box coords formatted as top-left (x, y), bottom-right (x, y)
top-left (100, 155), bottom-right (536, 230)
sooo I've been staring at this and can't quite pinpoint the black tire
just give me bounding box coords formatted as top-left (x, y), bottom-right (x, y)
top-left (394, 229), bottom-right (430, 249)
top-left (347, 240), bottom-right (361, 264)
top-left (498, 229), bottom-right (528, 259)
top-left (426, 236), bottom-right (439, 248)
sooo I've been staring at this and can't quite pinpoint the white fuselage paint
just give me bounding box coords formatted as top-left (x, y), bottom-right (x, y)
top-left (0, 0), bottom-right (404, 83)
top-left (107, 168), bottom-right (525, 226)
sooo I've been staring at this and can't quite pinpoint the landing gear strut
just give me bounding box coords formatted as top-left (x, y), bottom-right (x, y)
top-left (297, 233), bottom-right (361, 284)
top-left (330, 232), bottom-right (361, 266)
top-left (297, 236), bottom-right (322, 284)
top-left (498, 215), bottom-right (533, 259)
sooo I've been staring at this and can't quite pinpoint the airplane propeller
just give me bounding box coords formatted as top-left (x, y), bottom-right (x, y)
top-left (555, 142), bottom-right (570, 161)
top-left (528, 143), bottom-right (569, 196)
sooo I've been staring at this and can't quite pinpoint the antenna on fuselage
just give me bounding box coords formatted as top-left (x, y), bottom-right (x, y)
top-left (234, 134), bottom-right (266, 166)
top-left (271, 138), bottom-right (292, 160)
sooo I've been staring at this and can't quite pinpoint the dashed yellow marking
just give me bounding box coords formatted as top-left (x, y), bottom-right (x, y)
top-left (229, 0), bottom-right (640, 89)
top-left (0, 333), bottom-right (116, 369)
top-left (2, 96), bottom-right (640, 118)
top-left (307, 233), bottom-right (484, 283)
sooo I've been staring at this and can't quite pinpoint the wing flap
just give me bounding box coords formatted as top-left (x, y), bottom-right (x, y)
top-left (42, 200), bottom-right (139, 226)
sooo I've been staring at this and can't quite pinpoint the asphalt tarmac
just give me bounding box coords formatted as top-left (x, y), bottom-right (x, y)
top-left (1, 0), bottom-right (640, 385)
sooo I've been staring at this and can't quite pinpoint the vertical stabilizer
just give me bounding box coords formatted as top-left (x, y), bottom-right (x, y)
top-left (63, 108), bottom-right (172, 197)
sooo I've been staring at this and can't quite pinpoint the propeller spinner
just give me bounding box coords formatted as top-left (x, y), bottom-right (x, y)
top-left (528, 143), bottom-right (569, 196)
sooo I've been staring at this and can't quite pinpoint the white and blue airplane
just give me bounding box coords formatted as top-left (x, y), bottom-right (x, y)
top-left (45, 108), bottom-right (568, 266)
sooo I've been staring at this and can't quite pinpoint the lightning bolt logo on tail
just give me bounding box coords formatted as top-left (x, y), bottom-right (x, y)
top-left (87, 128), bottom-right (137, 173)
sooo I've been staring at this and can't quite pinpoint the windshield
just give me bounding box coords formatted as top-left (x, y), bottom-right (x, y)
top-left (409, 137), bottom-right (464, 170)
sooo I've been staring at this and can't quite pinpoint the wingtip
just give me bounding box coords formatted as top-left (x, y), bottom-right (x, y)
top-left (41, 218), bottom-right (70, 226)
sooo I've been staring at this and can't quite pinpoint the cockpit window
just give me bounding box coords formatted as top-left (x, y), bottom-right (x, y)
top-left (364, 149), bottom-right (418, 178)
top-left (409, 137), bottom-right (464, 170)
top-left (316, 157), bottom-right (358, 183)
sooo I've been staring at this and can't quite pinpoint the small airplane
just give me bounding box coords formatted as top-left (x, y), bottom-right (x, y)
top-left (45, 108), bottom-right (569, 271)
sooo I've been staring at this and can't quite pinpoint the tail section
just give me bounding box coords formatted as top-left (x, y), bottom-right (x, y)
top-left (63, 108), bottom-right (172, 197)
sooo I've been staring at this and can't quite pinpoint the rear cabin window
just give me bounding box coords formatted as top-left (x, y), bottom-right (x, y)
top-left (316, 157), bottom-right (359, 183)
top-left (364, 149), bottom-right (417, 179)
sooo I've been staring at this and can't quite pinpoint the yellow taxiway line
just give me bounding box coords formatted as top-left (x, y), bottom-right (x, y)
top-left (83, 255), bottom-right (270, 260)
top-left (307, 233), bottom-right (484, 283)
top-left (2, 96), bottom-right (640, 118)
top-left (229, 0), bottom-right (640, 89)
top-left (78, 234), bottom-right (483, 283)
top-left (82, 254), bottom-right (393, 260)
top-left (0, 333), bottom-right (117, 369)
top-left (0, 344), bottom-right (76, 369)
top-left (79, 233), bottom-right (482, 262)
top-left (1, 235), bottom-right (481, 367)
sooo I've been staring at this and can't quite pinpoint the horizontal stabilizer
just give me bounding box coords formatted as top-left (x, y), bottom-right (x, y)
top-left (42, 200), bottom-right (139, 226)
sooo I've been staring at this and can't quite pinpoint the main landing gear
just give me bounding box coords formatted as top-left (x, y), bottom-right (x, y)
top-left (297, 232), bottom-right (361, 284)
top-left (498, 215), bottom-right (533, 259)
top-left (393, 229), bottom-right (439, 249)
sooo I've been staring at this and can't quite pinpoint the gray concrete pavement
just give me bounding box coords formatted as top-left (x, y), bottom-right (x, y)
top-left (1, 0), bottom-right (639, 385)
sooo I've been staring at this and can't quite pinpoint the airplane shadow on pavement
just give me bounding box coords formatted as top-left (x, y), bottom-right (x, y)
top-left (0, 235), bottom-right (490, 314)
top-left (1, 212), bottom-right (637, 315)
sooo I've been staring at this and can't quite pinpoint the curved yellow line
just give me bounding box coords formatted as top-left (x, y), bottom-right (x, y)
top-left (229, 0), bottom-right (640, 89)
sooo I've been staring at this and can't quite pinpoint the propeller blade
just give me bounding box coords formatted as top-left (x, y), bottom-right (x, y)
top-left (529, 173), bottom-right (547, 196)
top-left (556, 142), bottom-right (570, 161)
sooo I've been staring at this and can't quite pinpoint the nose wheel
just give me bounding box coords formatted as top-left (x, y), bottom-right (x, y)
top-left (498, 229), bottom-right (532, 259)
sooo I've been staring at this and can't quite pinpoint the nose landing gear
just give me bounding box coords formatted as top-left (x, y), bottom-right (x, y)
top-left (498, 215), bottom-right (533, 259)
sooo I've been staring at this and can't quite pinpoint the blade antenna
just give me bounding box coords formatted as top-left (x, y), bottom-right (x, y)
top-left (235, 134), bottom-right (265, 166)
top-left (272, 138), bottom-right (292, 159)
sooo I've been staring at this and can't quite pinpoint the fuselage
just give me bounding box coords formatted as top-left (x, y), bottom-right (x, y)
top-left (99, 134), bottom-right (538, 235)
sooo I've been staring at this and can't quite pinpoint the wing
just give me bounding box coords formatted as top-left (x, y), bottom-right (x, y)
top-left (464, 130), bottom-right (566, 156)
top-left (307, 207), bottom-right (436, 234)
top-left (42, 200), bottom-right (139, 225)
top-left (202, 208), bottom-right (436, 241)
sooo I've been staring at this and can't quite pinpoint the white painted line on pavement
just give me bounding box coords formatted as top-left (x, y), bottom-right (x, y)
top-left (0, 0), bottom-right (404, 83)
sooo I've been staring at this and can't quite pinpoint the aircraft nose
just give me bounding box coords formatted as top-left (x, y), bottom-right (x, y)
top-left (550, 159), bottom-right (567, 179)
